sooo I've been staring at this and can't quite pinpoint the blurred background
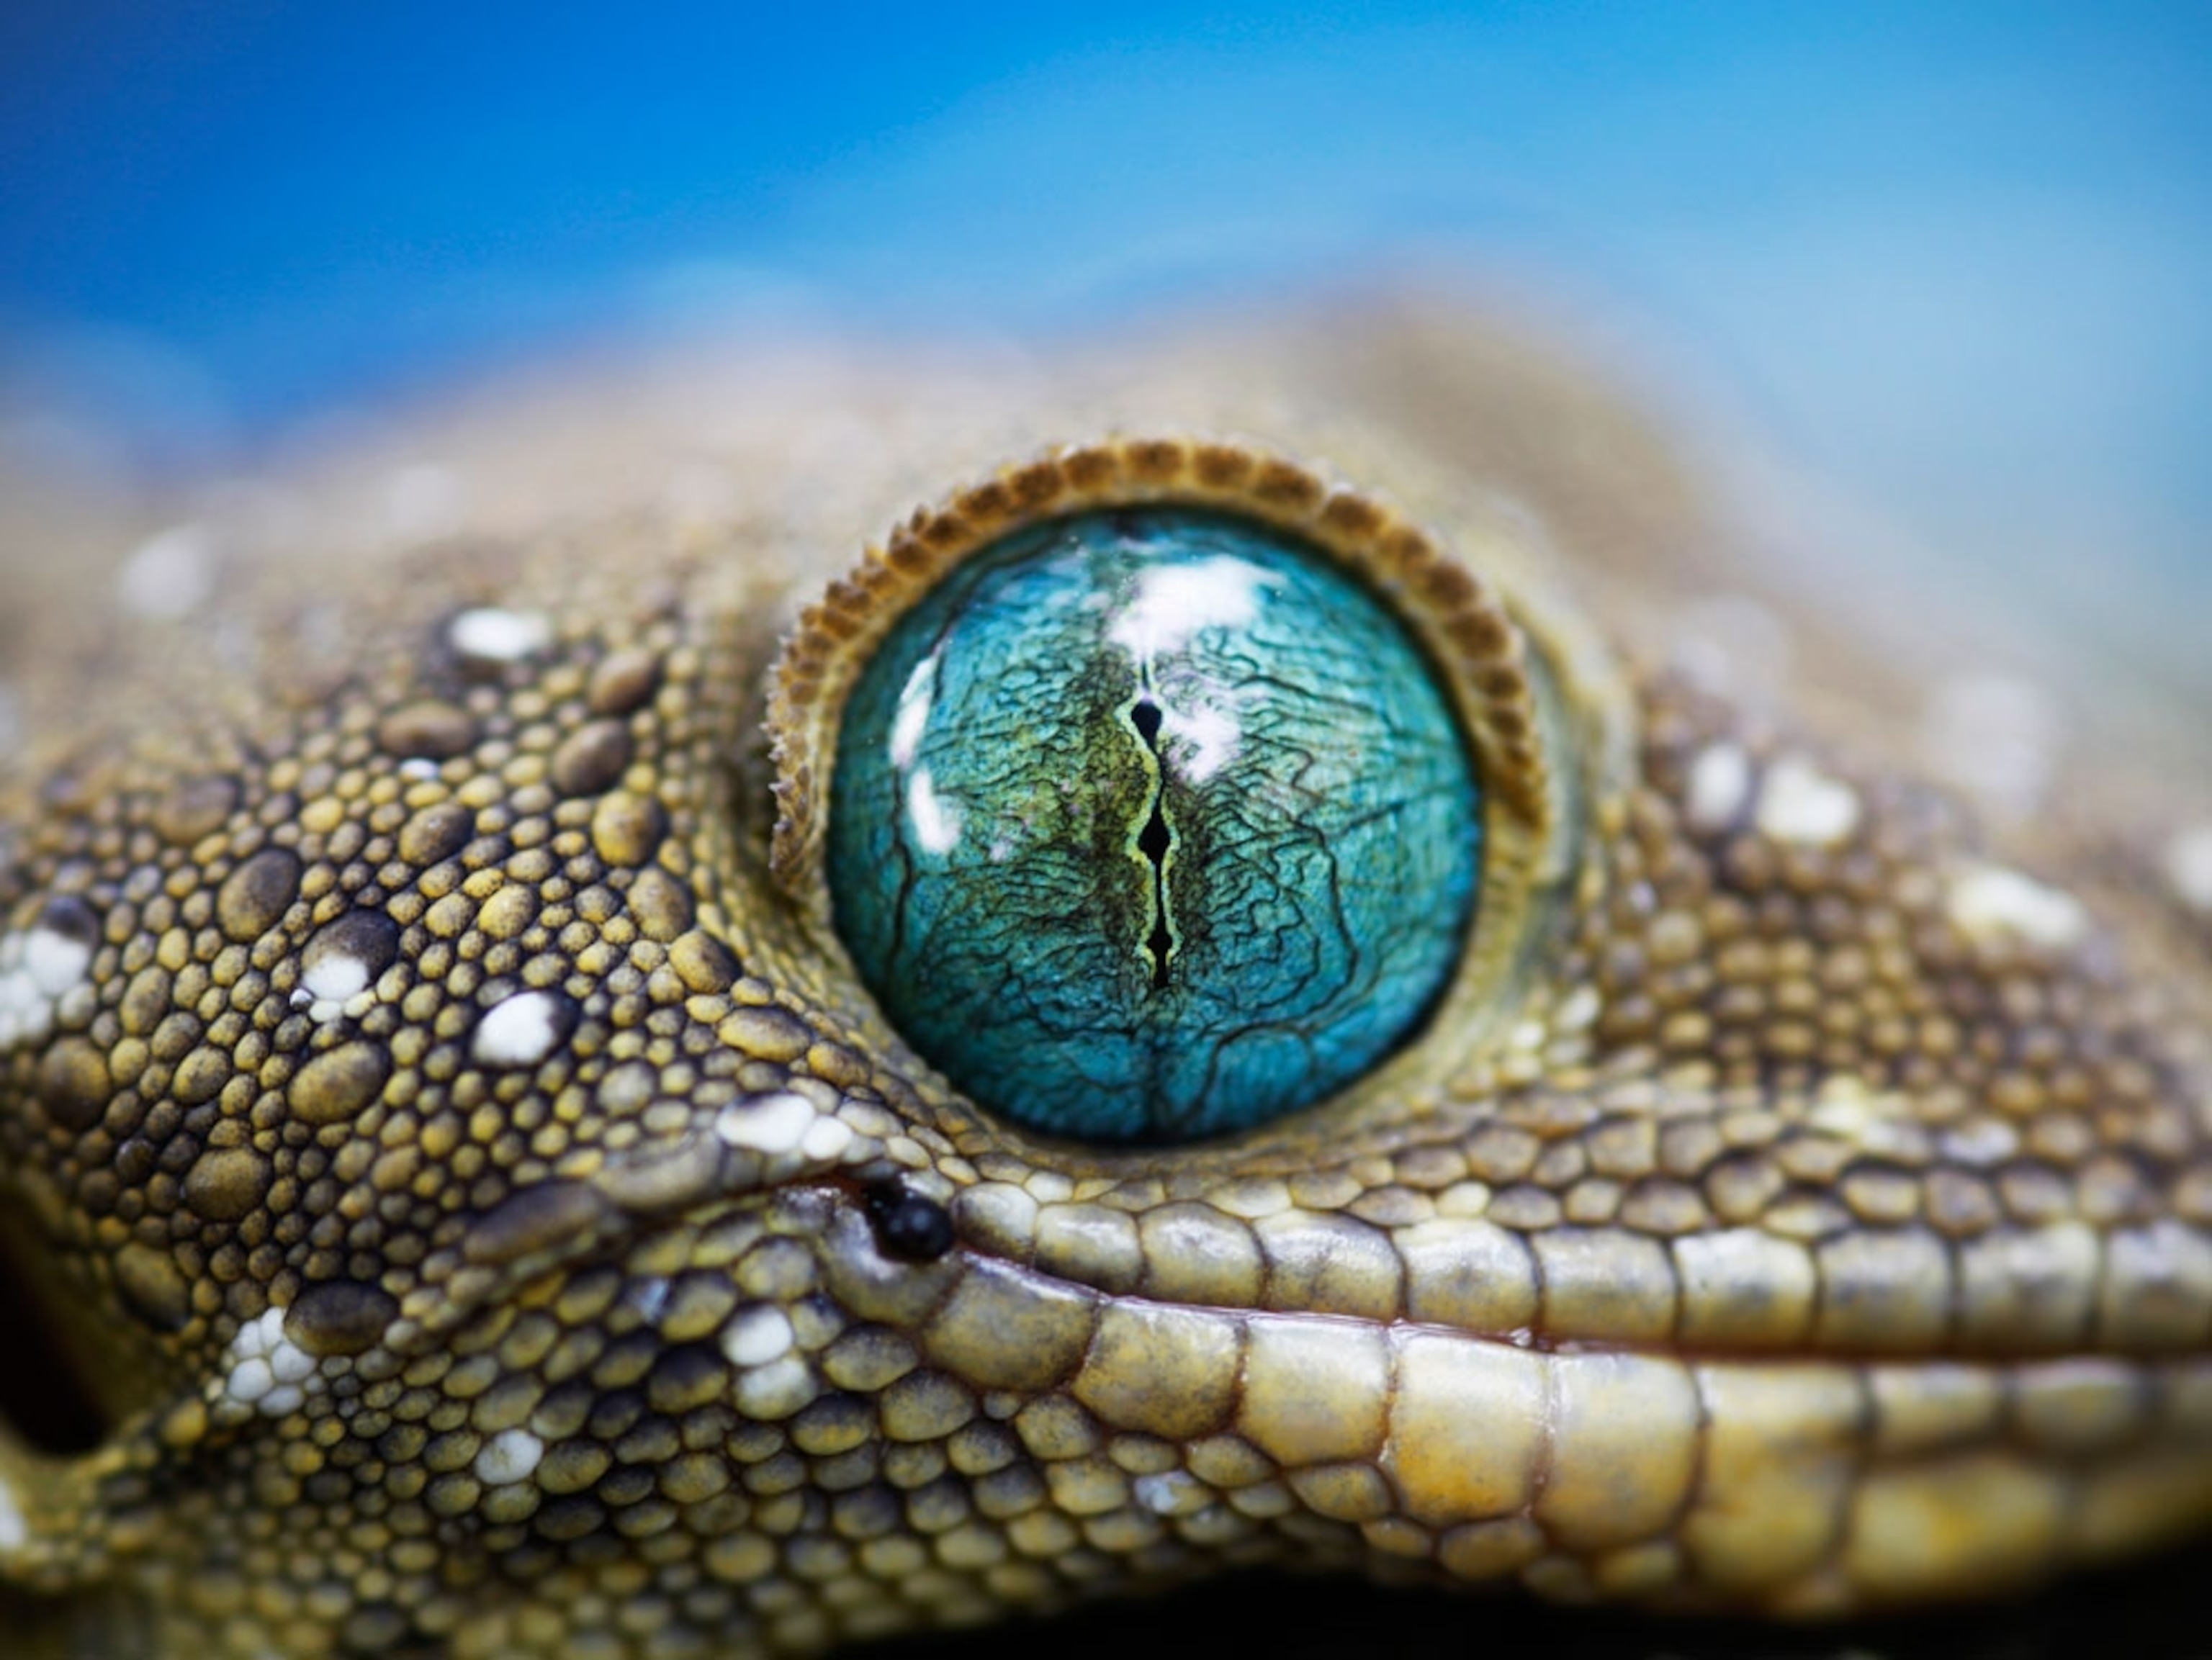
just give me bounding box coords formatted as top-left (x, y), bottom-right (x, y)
top-left (1, 2), bottom-right (2207, 618)
top-left (2, 8), bottom-right (2210, 1654)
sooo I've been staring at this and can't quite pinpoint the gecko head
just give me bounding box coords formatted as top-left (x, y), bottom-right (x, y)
top-left (0, 400), bottom-right (2207, 1656)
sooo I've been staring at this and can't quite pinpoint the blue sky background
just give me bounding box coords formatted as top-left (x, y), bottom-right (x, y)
top-left (1, 3), bottom-right (2207, 592)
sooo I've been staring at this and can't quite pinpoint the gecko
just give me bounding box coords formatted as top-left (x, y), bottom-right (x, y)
top-left (0, 295), bottom-right (2208, 1659)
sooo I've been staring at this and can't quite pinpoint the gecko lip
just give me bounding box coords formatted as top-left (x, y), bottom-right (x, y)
top-left (140, 1149), bottom-right (2212, 1623)
top-left (799, 1201), bottom-right (2212, 1613)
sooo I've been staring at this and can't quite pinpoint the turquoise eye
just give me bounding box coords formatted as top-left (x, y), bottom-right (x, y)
top-left (826, 508), bottom-right (1482, 1144)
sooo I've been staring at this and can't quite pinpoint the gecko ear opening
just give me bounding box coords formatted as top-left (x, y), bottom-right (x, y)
top-left (0, 1222), bottom-right (127, 1597)
top-left (0, 1256), bottom-right (107, 1458)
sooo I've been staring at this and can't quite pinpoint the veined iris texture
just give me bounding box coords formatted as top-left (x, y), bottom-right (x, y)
top-left (827, 508), bottom-right (1483, 1143)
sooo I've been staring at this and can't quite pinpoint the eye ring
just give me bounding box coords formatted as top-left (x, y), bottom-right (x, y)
top-left (768, 436), bottom-right (1578, 1146)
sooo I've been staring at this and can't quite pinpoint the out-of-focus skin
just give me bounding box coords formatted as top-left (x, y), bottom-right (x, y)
top-left (1, 296), bottom-right (2208, 1658)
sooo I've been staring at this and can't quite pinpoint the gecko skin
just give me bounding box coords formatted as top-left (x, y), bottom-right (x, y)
top-left (1, 301), bottom-right (2209, 1658)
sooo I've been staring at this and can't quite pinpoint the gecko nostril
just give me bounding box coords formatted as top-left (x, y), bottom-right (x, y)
top-left (863, 1181), bottom-right (957, 1262)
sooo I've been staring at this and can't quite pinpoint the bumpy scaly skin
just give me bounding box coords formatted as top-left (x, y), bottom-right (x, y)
top-left (1, 305), bottom-right (2209, 1658)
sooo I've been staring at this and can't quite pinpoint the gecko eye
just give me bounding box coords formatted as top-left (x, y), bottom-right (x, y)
top-left (770, 440), bottom-right (1563, 1147)
top-left (825, 507), bottom-right (1481, 1142)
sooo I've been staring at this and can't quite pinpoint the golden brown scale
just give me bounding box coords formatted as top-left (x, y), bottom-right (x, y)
top-left (0, 300), bottom-right (2208, 1658)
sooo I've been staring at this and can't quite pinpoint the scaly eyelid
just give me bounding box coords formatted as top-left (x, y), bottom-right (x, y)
top-left (766, 433), bottom-right (1619, 1157)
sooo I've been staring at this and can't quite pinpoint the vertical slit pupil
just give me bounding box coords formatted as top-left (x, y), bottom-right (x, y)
top-left (1131, 698), bottom-right (1174, 988)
